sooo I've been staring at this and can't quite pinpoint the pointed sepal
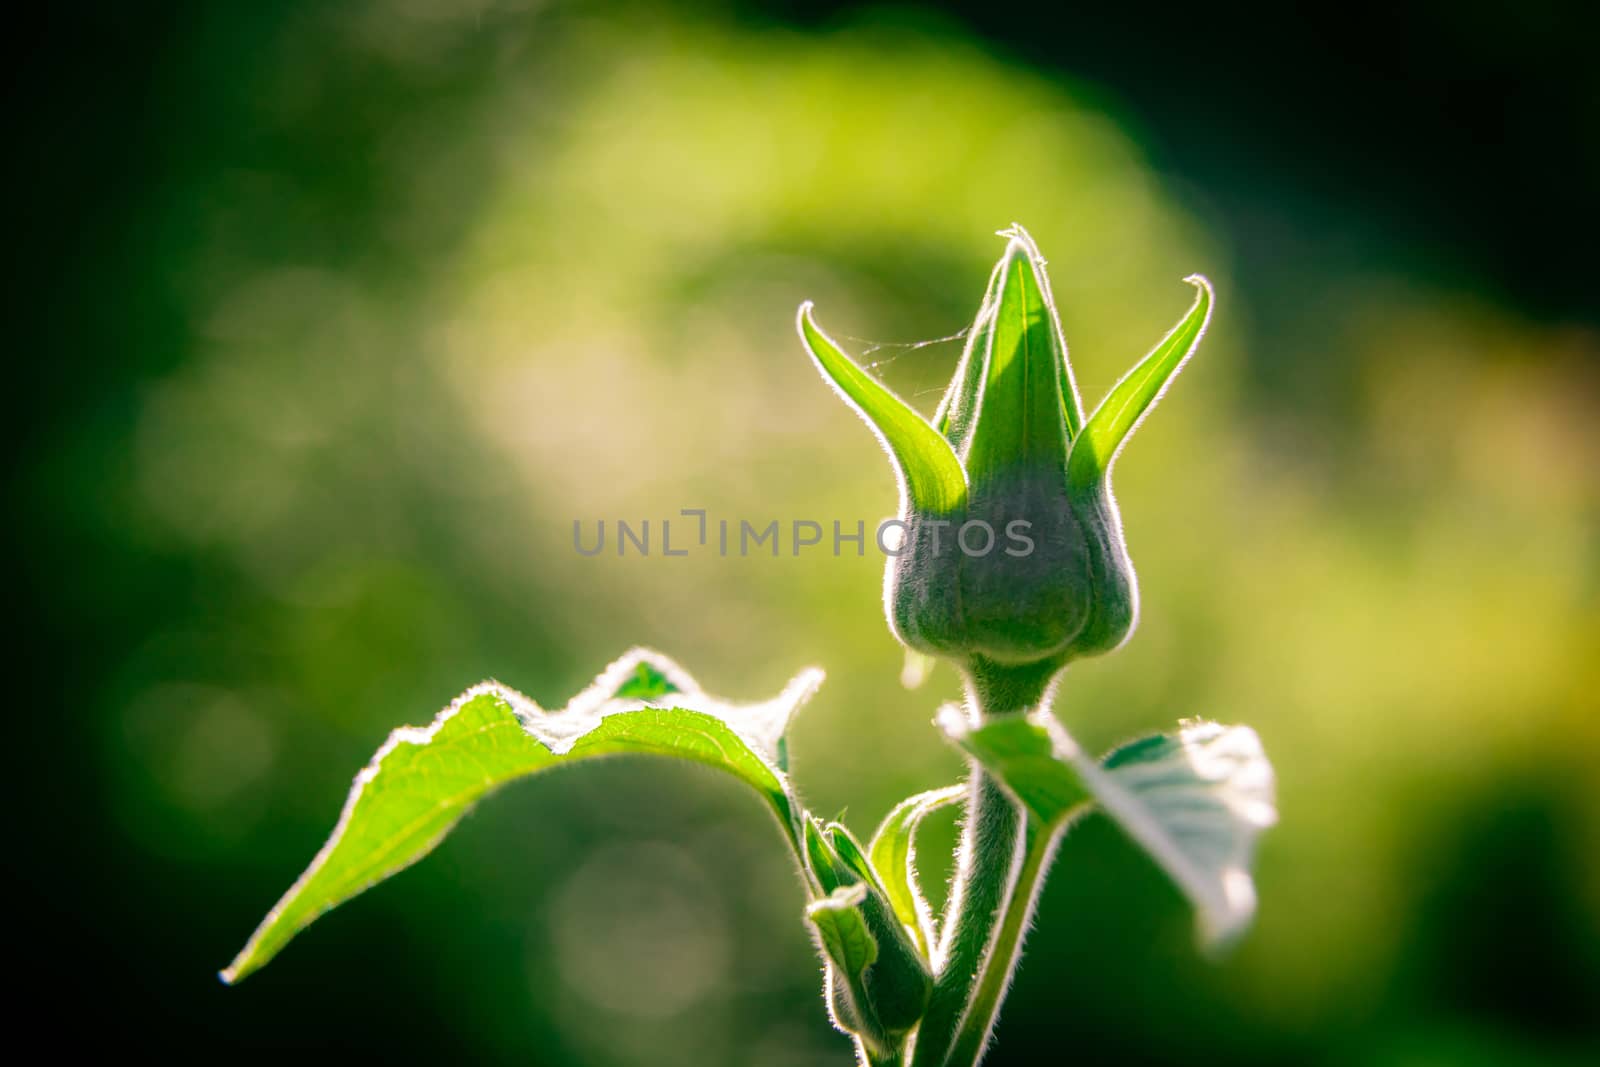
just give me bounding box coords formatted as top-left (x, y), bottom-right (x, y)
top-left (797, 303), bottom-right (966, 515)
top-left (962, 227), bottom-right (1079, 485)
top-left (1069, 275), bottom-right (1213, 491)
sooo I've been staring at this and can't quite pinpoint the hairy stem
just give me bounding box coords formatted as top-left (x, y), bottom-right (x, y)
top-left (910, 657), bottom-right (1058, 1067)
top-left (941, 817), bottom-right (1056, 1067)
top-left (911, 767), bottom-right (1022, 1066)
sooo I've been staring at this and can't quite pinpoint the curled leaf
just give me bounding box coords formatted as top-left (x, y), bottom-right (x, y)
top-left (867, 785), bottom-right (964, 956)
top-left (938, 706), bottom-right (1276, 948)
top-left (1090, 720), bottom-right (1277, 947)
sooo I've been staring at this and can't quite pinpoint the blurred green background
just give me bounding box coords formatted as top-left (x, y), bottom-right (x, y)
top-left (14, 1), bottom-right (1599, 1063)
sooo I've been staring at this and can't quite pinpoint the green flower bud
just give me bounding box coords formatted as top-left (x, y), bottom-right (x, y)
top-left (798, 225), bottom-right (1211, 673)
top-left (803, 817), bottom-right (932, 1051)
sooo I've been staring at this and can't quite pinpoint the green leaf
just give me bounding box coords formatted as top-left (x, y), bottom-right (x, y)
top-left (797, 303), bottom-right (967, 515)
top-left (1068, 274), bottom-right (1213, 491)
top-left (807, 883), bottom-right (887, 1057)
top-left (609, 658), bottom-right (683, 700)
top-left (222, 649), bottom-right (822, 984)
top-left (934, 707), bottom-right (1092, 826)
top-left (826, 821), bottom-right (888, 891)
top-left (1092, 720), bottom-right (1277, 946)
top-left (938, 707), bottom-right (1276, 947)
top-left (867, 785), bottom-right (963, 956)
top-left (808, 882), bottom-right (878, 978)
top-left (805, 813), bottom-right (844, 893)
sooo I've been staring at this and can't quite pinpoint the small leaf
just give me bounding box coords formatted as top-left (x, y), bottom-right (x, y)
top-left (808, 883), bottom-right (877, 978)
top-left (867, 785), bottom-right (964, 956)
top-left (938, 706), bottom-right (1276, 948)
top-left (797, 303), bottom-right (967, 515)
top-left (609, 659), bottom-right (682, 700)
top-left (826, 822), bottom-right (888, 891)
top-left (1068, 275), bottom-right (1213, 491)
top-left (223, 649), bottom-right (821, 984)
top-left (807, 883), bottom-right (887, 1056)
top-left (804, 814), bottom-right (848, 895)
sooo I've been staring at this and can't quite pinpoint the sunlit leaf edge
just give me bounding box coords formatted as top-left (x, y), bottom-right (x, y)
top-left (222, 648), bottom-right (822, 984)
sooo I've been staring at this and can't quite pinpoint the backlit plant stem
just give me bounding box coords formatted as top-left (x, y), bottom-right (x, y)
top-left (913, 659), bottom-right (1057, 1067)
top-left (942, 816), bottom-right (1056, 1067)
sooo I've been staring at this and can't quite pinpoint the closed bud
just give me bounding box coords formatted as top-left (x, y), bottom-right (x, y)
top-left (803, 817), bottom-right (932, 1045)
top-left (799, 226), bottom-right (1212, 673)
